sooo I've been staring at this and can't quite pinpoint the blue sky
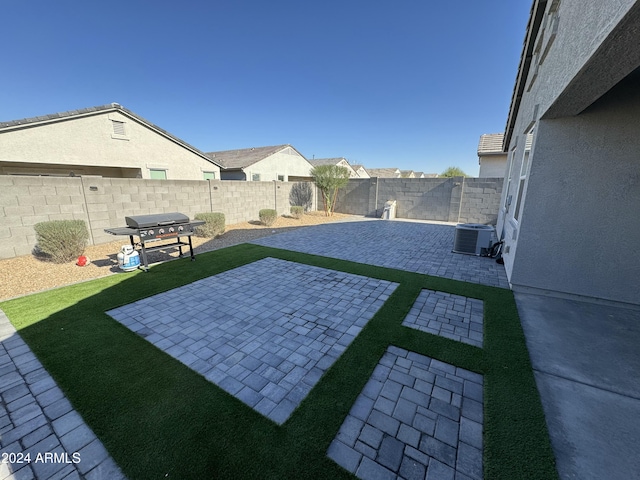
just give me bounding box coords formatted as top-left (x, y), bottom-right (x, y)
top-left (3, 1), bottom-right (531, 176)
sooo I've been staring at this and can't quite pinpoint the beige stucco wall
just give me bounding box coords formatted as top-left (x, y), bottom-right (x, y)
top-left (478, 155), bottom-right (507, 178)
top-left (245, 147), bottom-right (313, 181)
top-left (0, 111), bottom-right (220, 180)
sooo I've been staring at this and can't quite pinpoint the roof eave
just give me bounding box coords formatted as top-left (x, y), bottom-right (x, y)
top-left (503, 0), bottom-right (549, 150)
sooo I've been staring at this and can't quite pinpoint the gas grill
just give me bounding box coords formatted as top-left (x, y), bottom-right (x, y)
top-left (104, 212), bottom-right (205, 271)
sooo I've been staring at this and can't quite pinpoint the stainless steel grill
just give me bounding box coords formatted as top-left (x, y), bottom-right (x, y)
top-left (104, 212), bottom-right (204, 271)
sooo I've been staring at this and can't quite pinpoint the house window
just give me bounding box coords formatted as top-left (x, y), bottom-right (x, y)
top-left (203, 171), bottom-right (216, 180)
top-left (252, 173), bottom-right (261, 181)
top-left (514, 127), bottom-right (535, 222)
top-left (277, 175), bottom-right (285, 181)
top-left (505, 147), bottom-right (517, 211)
top-left (149, 169), bottom-right (167, 180)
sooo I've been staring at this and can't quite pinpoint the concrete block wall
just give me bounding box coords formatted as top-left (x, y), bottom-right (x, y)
top-left (458, 178), bottom-right (503, 225)
top-left (0, 176), bottom-right (317, 259)
top-left (0, 176), bottom-right (90, 258)
top-left (1, 174), bottom-right (498, 259)
top-left (334, 177), bottom-right (502, 224)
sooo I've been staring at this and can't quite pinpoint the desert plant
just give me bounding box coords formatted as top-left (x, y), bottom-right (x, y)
top-left (311, 164), bottom-right (350, 216)
top-left (290, 206), bottom-right (304, 219)
top-left (289, 182), bottom-right (313, 212)
top-left (194, 212), bottom-right (225, 238)
top-left (33, 219), bottom-right (89, 263)
top-left (259, 209), bottom-right (278, 227)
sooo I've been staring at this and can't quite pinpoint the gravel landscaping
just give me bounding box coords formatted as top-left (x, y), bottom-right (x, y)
top-left (0, 212), bottom-right (358, 301)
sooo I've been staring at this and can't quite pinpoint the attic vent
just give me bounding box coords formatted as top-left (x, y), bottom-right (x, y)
top-left (112, 120), bottom-right (125, 136)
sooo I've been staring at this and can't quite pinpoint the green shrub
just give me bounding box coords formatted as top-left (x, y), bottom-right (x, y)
top-left (194, 212), bottom-right (225, 238)
top-left (33, 220), bottom-right (89, 263)
top-left (290, 206), bottom-right (304, 219)
top-left (259, 209), bottom-right (278, 227)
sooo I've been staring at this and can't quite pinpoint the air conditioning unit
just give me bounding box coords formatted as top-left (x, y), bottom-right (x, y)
top-left (452, 224), bottom-right (495, 255)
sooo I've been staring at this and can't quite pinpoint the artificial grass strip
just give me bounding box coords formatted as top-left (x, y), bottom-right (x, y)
top-left (0, 244), bottom-right (558, 479)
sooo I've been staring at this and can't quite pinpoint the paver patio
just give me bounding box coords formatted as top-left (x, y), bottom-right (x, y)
top-left (107, 257), bottom-right (398, 424)
top-left (327, 346), bottom-right (483, 480)
top-left (1, 218), bottom-right (513, 479)
top-left (403, 290), bottom-right (484, 348)
top-left (251, 219), bottom-right (509, 289)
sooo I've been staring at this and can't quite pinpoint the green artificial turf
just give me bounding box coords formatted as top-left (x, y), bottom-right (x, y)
top-left (0, 243), bottom-right (558, 479)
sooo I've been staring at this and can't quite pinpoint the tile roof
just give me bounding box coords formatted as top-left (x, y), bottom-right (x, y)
top-left (477, 133), bottom-right (506, 155)
top-left (367, 168), bottom-right (401, 178)
top-left (206, 145), bottom-right (297, 169)
top-left (308, 158), bottom-right (347, 167)
top-left (0, 103), bottom-right (221, 167)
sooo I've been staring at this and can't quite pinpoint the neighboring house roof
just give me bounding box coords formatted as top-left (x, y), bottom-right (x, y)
top-left (308, 158), bottom-right (345, 167)
top-left (477, 133), bottom-right (506, 156)
top-left (0, 103), bottom-right (222, 167)
top-left (423, 173), bottom-right (439, 178)
top-left (413, 171), bottom-right (425, 178)
top-left (400, 170), bottom-right (416, 178)
top-left (368, 168), bottom-right (401, 178)
top-left (206, 144), bottom-right (305, 170)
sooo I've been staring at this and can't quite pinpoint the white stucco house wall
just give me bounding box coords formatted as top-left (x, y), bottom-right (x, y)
top-left (351, 164), bottom-right (370, 178)
top-left (497, 0), bottom-right (640, 306)
top-left (0, 103), bottom-right (222, 180)
top-left (208, 145), bottom-right (313, 182)
top-left (477, 133), bottom-right (508, 178)
top-left (309, 158), bottom-right (358, 178)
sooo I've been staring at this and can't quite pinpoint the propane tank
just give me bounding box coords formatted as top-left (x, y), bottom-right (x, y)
top-left (117, 245), bottom-right (140, 272)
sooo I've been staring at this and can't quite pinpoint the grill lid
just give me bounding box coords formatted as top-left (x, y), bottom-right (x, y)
top-left (125, 212), bottom-right (190, 229)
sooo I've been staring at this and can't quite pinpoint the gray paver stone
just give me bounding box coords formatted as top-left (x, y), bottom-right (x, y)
top-left (399, 456), bottom-right (427, 480)
top-left (356, 456), bottom-right (395, 480)
top-left (426, 458), bottom-right (455, 480)
top-left (337, 415), bottom-right (364, 447)
top-left (435, 416), bottom-right (460, 447)
top-left (377, 435), bottom-right (404, 472)
top-left (76, 439), bottom-right (110, 474)
top-left (456, 442), bottom-right (483, 479)
top-left (327, 439), bottom-right (362, 473)
top-left (368, 410), bottom-right (400, 437)
top-left (420, 436), bottom-right (457, 468)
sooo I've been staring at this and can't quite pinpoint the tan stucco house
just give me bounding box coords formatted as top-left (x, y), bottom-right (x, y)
top-left (309, 158), bottom-right (358, 178)
top-left (477, 133), bottom-right (508, 177)
top-left (208, 145), bottom-right (313, 182)
top-left (0, 103), bottom-right (222, 180)
top-left (351, 164), bottom-right (370, 178)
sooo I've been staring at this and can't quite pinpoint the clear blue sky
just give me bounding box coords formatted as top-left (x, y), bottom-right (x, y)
top-left (3, 1), bottom-right (531, 176)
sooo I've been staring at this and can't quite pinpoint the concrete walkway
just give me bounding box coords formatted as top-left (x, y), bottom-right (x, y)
top-left (515, 293), bottom-right (640, 480)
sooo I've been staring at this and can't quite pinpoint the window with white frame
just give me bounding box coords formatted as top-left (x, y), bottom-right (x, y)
top-left (149, 169), bottom-right (167, 180)
top-left (514, 127), bottom-right (535, 222)
top-left (203, 171), bottom-right (216, 180)
top-left (252, 173), bottom-right (261, 181)
top-left (504, 146), bottom-right (517, 212)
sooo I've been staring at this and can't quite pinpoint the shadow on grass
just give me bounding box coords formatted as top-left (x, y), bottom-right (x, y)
top-left (0, 244), bottom-right (558, 480)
